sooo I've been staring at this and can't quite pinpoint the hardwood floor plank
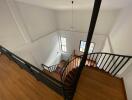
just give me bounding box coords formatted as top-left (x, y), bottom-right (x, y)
top-left (73, 67), bottom-right (126, 100)
top-left (0, 55), bottom-right (63, 100)
top-left (0, 54), bottom-right (127, 100)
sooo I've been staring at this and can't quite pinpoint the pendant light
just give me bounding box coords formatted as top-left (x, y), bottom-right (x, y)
top-left (70, 0), bottom-right (74, 31)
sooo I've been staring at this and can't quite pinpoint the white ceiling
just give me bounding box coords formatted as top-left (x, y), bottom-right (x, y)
top-left (15, 0), bottom-right (132, 10)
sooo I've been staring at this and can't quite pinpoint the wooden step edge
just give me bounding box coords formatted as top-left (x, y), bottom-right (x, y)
top-left (86, 66), bottom-right (121, 80)
top-left (121, 78), bottom-right (128, 100)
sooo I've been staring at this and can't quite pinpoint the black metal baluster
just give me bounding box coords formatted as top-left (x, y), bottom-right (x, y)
top-left (94, 54), bottom-right (99, 67)
top-left (90, 54), bottom-right (93, 66)
top-left (89, 54), bottom-right (92, 60)
top-left (85, 57), bottom-right (87, 66)
top-left (102, 54), bottom-right (111, 70)
top-left (79, 57), bottom-right (80, 66)
top-left (92, 54), bottom-right (95, 67)
top-left (111, 57), bottom-right (125, 75)
top-left (108, 56), bottom-right (120, 73)
top-left (74, 58), bottom-right (77, 68)
top-left (95, 53), bottom-right (98, 62)
top-left (86, 54), bottom-right (89, 66)
top-left (113, 57), bottom-right (130, 76)
top-left (87, 54), bottom-right (90, 60)
top-left (91, 54), bottom-right (95, 60)
top-left (97, 54), bottom-right (102, 67)
top-left (105, 55), bottom-right (115, 71)
top-left (89, 54), bottom-right (92, 66)
top-left (99, 54), bottom-right (106, 68)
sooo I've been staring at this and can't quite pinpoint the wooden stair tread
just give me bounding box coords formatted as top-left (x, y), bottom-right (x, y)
top-left (42, 60), bottom-right (67, 82)
top-left (73, 66), bottom-right (126, 100)
top-left (43, 69), bottom-right (61, 82)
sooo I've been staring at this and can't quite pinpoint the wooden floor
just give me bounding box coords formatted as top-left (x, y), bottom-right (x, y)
top-left (0, 54), bottom-right (127, 100)
top-left (0, 55), bottom-right (63, 100)
top-left (73, 67), bottom-right (126, 100)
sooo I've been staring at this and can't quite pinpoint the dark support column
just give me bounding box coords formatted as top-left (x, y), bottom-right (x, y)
top-left (72, 0), bottom-right (102, 99)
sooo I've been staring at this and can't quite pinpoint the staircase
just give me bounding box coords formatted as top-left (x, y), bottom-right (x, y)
top-left (0, 0), bottom-right (131, 99)
top-left (0, 45), bottom-right (132, 100)
top-left (61, 53), bottom-right (132, 100)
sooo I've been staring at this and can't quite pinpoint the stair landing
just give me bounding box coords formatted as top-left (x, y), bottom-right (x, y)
top-left (73, 67), bottom-right (127, 100)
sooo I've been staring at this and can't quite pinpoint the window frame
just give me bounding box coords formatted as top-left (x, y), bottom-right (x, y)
top-left (79, 40), bottom-right (95, 53)
top-left (60, 37), bottom-right (67, 52)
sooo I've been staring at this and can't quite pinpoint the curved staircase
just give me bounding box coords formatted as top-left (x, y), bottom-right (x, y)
top-left (61, 53), bottom-right (132, 100)
top-left (0, 45), bottom-right (131, 100)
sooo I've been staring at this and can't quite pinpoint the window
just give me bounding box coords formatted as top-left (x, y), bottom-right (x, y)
top-left (79, 40), bottom-right (95, 53)
top-left (60, 37), bottom-right (67, 52)
top-left (79, 41), bottom-right (86, 52)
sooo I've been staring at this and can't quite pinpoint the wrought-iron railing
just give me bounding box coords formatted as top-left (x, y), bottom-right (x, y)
top-left (87, 52), bottom-right (132, 76)
top-left (61, 52), bottom-right (132, 100)
top-left (1, 0), bottom-right (131, 99)
top-left (1, 46), bottom-right (131, 100)
top-left (0, 0), bottom-right (103, 100)
top-left (61, 55), bottom-right (81, 81)
top-left (61, 52), bottom-right (132, 81)
top-left (41, 64), bottom-right (58, 72)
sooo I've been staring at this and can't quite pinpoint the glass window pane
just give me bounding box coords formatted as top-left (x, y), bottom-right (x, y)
top-left (79, 40), bottom-right (95, 53)
top-left (62, 46), bottom-right (67, 52)
top-left (89, 48), bottom-right (93, 53)
top-left (80, 48), bottom-right (83, 52)
top-left (61, 37), bottom-right (67, 52)
top-left (62, 41), bottom-right (66, 45)
top-left (61, 37), bottom-right (66, 43)
top-left (89, 43), bottom-right (95, 53)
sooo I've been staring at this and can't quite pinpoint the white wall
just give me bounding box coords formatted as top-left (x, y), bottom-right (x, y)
top-left (0, 0), bottom-right (123, 72)
top-left (109, 6), bottom-right (132, 56)
top-left (16, 2), bottom-right (57, 41)
top-left (31, 32), bottom-right (61, 67)
top-left (15, 46), bottom-right (39, 67)
top-left (56, 10), bottom-right (120, 56)
top-left (0, 0), bottom-right (61, 69)
top-left (102, 38), bottom-right (111, 53)
top-left (56, 10), bottom-right (120, 35)
top-left (15, 32), bottom-right (61, 69)
top-left (102, 3), bottom-right (132, 99)
top-left (122, 61), bottom-right (132, 100)
top-left (1, 0), bottom-right (132, 98)
top-left (109, 3), bottom-right (132, 77)
top-left (59, 30), bottom-right (106, 56)
top-left (0, 0), bottom-right (25, 50)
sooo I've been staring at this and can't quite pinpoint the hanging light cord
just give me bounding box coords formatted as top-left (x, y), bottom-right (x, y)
top-left (71, 1), bottom-right (74, 30)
